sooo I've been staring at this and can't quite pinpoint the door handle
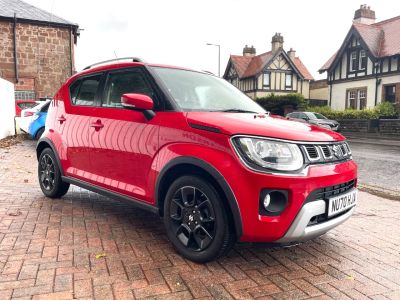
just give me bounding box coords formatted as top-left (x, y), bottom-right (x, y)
top-left (57, 115), bottom-right (66, 124)
top-left (90, 120), bottom-right (104, 131)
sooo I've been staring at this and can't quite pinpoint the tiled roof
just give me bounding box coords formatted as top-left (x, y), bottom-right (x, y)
top-left (229, 51), bottom-right (313, 80)
top-left (320, 15), bottom-right (400, 72)
top-left (0, 0), bottom-right (77, 27)
top-left (293, 57), bottom-right (314, 80)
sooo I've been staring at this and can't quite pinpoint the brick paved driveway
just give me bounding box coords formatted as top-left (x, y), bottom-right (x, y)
top-left (0, 140), bottom-right (399, 300)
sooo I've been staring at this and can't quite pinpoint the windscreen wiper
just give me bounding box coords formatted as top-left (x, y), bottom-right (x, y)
top-left (218, 108), bottom-right (260, 113)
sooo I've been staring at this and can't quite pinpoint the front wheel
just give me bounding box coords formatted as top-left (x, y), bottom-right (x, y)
top-left (164, 175), bottom-right (235, 262)
top-left (38, 148), bottom-right (70, 198)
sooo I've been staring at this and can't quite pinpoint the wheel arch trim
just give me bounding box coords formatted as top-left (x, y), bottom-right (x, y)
top-left (36, 137), bottom-right (64, 177)
top-left (155, 156), bottom-right (243, 238)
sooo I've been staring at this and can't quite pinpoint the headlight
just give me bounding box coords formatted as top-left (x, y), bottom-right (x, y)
top-left (232, 137), bottom-right (304, 171)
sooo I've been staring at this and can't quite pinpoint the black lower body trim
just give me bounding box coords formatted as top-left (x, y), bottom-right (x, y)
top-left (62, 176), bottom-right (159, 215)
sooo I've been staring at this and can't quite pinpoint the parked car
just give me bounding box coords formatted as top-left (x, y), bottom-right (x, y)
top-left (36, 58), bottom-right (357, 262)
top-left (28, 101), bottom-right (50, 139)
top-left (20, 100), bottom-right (50, 133)
top-left (15, 100), bottom-right (37, 117)
top-left (287, 112), bottom-right (340, 131)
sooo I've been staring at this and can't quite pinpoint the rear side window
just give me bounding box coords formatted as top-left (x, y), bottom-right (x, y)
top-left (17, 102), bottom-right (37, 110)
top-left (102, 69), bottom-right (157, 108)
top-left (69, 74), bottom-right (102, 106)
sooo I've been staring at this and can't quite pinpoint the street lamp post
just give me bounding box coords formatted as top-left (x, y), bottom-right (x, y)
top-left (206, 43), bottom-right (220, 77)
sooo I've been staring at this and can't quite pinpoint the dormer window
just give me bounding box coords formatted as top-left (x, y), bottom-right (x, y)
top-left (359, 50), bottom-right (367, 70)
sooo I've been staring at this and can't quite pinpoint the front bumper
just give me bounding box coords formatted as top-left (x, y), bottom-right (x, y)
top-left (276, 194), bottom-right (355, 243)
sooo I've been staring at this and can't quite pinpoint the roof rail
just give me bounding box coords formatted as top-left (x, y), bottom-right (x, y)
top-left (83, 57), bottom-right (145, 70)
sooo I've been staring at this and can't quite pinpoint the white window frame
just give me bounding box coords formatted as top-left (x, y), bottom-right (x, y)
top-left (263, 72), bottom-right (270, 87)
top-left (359, 50), bottom-right (367, 70)
top-left (350, 51), bottom-right (357, 71)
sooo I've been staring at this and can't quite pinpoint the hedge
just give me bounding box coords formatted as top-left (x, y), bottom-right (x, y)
top-left (256, 93), bottom-right (306, 115)
top-left (304, 102), bottom-right (398, 120)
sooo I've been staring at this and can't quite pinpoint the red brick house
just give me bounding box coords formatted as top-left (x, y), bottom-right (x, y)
top-left (0, 0), bottom-right (79, 100)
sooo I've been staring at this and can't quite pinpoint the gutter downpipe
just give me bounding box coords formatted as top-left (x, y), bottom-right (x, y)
top-left (13, 13), bottom-right (19, 83)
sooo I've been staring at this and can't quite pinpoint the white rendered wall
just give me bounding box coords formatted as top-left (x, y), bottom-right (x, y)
top-left (0, 78), bottom-right (15, 139)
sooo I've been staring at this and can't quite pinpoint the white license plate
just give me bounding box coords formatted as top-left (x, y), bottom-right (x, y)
top-left (328, 189), bottom-right (357, 217)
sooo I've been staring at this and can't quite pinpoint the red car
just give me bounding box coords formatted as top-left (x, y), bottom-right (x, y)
top-left (36, 58), bottom-right (357, 262)
top-left (15, 99), bottom-right (37, 117)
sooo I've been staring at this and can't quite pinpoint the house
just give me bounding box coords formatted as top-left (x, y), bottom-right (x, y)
top-left (0, 0), bottom-right (79, 100)
top-left (319, 5), bottom-right (400, 110)
top-left (309, 79), bottom-right (329, 106)
top-left (223, 33), bottom-right (313, 99)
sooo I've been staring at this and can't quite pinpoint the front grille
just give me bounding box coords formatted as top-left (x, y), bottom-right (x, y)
top-left (301, 142), bottom-right (352, 164)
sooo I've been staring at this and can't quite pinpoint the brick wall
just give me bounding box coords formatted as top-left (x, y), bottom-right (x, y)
top-left (0, 21), bottom-right (74, 100)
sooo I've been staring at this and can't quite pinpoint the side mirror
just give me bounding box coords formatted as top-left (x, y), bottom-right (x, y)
top-left (121, 93), bottom-right (155, 120)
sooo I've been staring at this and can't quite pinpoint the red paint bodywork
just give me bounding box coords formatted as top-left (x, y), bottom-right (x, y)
top-left (43, 62), bottom-right (357, 242)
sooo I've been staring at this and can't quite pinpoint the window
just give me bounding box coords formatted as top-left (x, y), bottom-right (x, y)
top-left (350, 51), bottom-right (357, 71)
top-left (384, 85), bottom-right (396, 103)
top-left (347, 88), bottom-right (367, 110)
top-left (70, 74), bottom-right (102, 106)
top-left (17, 101), bottom-right (37, 110)
top-left (263, 72), bottom-right (270, 87)
top-left (15, 90), bottom-right (35, 100)
top-left (103, 69), bottom-right (154, 108)
top-left (359, 89), bottom-right (367, 109)
top-left (359, 50), bottom-right (367, 70)
top-left (285, 74), bottom-right (292, 90)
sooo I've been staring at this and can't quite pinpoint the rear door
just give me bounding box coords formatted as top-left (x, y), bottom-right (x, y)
top-left (88, 67), bottom-right (161, 203)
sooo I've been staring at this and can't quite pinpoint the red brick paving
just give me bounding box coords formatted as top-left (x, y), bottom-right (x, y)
top-left (0, 140), bottom-right (399, 299)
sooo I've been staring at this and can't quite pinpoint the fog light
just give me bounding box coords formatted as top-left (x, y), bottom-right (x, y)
top-left (259, 189), bottom-right (288, 216)
top-left (263, 194), bottom-right (271, 210)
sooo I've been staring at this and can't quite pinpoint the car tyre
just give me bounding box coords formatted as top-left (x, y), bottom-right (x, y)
top-left (164, 175), bottom-right (235, 262)
top-left (38, 148), bottom-right (70, 198)
top-left (35, 127), bottom-right (45, 140)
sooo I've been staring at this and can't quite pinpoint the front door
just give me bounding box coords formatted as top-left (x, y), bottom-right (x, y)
top-left (88, 67), bottom-right (160, 203)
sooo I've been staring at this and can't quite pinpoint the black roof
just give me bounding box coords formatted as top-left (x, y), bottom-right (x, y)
top-left (0, 0), bottom-right (78, 29)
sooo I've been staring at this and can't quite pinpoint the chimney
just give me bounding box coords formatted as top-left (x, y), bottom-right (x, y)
top-left (354, 4), bottom-right (376, 25)
top-left (288, 48), bottom-right (296, 61)
top-left (243, 45), bottom-right (256, 57)
top-left (271, 33), bottom-right (284, 53)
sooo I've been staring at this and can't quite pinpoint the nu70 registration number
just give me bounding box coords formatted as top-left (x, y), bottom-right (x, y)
top-left (328, 189), bottom-right (357, 217)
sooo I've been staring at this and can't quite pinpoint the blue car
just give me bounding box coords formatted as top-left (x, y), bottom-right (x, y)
top-left (28, 101), bottom-right (50, 139)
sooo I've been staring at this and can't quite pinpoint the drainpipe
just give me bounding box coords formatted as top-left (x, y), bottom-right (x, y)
top-left (69, 26), bottom-right (73, 76)
top-left (13, 13), bottom-right (19, 83)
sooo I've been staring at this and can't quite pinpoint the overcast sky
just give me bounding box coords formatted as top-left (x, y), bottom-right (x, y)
top-left (26, 0), bottom-right (400, 80)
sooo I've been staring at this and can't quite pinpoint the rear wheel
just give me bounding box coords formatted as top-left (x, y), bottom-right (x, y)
top-left (38, 148), bottom-right (69, 198)
top-left (164, 175), bottom-right (235, 262)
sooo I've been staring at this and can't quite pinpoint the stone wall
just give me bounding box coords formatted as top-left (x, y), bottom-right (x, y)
top-left (0, 21), bottom-right (74, 100)
top-left (379, 119), bottom-right (400, 136)
top-left (339, 119), bottom-right (400, 137)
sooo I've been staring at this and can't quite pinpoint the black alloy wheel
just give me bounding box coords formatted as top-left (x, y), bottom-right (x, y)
top-left (38, 148), bottom-right (70, 198)
top-left (164, 176), bottom-right (235, 262)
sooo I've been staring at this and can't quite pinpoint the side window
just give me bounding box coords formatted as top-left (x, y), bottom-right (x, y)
top-left (102, 69), bottom-right (157, 108)
top-left (69, 74), bottom-right (102, 106)
top-left (290, 112), bottom-right (299, 118)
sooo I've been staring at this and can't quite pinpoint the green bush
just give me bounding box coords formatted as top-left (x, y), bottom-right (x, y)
top-left (256, 93), bottom-right (306, 115)
top-left (304, 102), bottom-right (398, 120)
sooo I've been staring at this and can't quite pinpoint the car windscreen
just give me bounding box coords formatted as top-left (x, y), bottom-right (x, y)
top-left (308, 112), bottom-right (327, 120)
top-left (151, 67), bottom-right (265, 113)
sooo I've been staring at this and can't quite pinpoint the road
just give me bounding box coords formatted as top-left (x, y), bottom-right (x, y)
top-left (348, 139), bottom-right (400, 195)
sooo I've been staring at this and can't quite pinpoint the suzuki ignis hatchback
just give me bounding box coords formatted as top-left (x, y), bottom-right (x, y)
top-left (37, 58), bottom-right (357, 262)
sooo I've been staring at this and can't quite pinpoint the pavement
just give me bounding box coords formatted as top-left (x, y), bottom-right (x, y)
top-left (0, 139), bottom-right (399, 299)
